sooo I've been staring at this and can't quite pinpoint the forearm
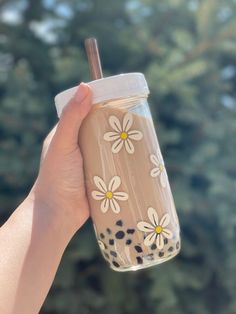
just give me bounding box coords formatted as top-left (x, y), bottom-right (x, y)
top-left (0, 197), bottom-right (74, 314)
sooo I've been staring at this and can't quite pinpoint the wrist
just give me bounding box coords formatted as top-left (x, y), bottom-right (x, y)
top-left (23, 193), bottom-right (78, 245)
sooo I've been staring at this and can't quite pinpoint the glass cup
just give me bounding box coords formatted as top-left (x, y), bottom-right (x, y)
top-left (55, 73), bottom-right (181, 272)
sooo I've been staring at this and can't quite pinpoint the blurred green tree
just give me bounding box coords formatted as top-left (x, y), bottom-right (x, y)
top-left (0, 0), bottom-right (236, 313)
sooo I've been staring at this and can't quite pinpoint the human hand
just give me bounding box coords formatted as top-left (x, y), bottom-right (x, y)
top-left (29, 83), bottom-right (92, 237)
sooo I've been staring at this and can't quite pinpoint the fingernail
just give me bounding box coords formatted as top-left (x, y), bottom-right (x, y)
top-left (74, 83), bottom-right (89, 103)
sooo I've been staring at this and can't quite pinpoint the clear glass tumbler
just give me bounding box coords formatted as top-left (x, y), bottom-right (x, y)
top-left (55, 73), bottom-right (181, 272)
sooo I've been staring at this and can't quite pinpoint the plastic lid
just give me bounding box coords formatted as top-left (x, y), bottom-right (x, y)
top-left (54, 72), bottom-right (149, 117)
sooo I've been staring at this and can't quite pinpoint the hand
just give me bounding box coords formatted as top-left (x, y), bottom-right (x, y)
top-left (29, 83), bottom-right (93, 237)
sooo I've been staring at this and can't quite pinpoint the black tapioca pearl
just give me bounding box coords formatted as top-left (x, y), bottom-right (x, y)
top-left (112, 261), bottom-right (120, 268)
top-left (126, 239), bottom-right (132, 245)
top-left (106, 228), bottom-right (112, 234)
top-left (151, 243), bottom-right (157, 250)
top-left (159, 252), bottom-right (164, 257)
top-left (110, 251), bottom-right (117, 257)
top-left (176, 241), bottom-right (180, 250)
top-left (168, 246), bottom-right (174, 252)
top-left (127, 229), bottom-right (135, 234)
top-left (164, 238), bottom-right (168, 245)
top-left (109, 239), bottom-right (114, 245)
top-left (115, 231), bottom-right (125, 239)
top-left (104, 252), bottom-right (110, 259)
top-left (116, 220), bottom-right (123, 226)
top-left (136, 256), bottom-right (143, 264)
top-left (134, 245), bottom-right (143, 253)
top-left (100, 233), bottom-right (105, 239)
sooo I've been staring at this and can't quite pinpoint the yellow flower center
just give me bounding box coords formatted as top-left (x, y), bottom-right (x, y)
top-left (120, 132), bottom-right (128, 140)
top-left (105, 191), bottom-right (113, 199)
top-left (155, 225), bottom-right (163, 234)
top-left (159, 164), bottom-right (164, 172)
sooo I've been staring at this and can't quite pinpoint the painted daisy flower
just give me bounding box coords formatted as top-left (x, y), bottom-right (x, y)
top-left (91, 175), bottom-right (128, 214)
top-left (137, 207), bottom-right (173, 249)
top-left (150, 154), bottom-right (167, 188)
top-left (103, 112), bottom-right (143, 154)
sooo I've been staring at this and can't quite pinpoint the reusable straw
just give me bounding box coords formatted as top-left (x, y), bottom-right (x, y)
top-left (85, 37), bottom-right (103, 80)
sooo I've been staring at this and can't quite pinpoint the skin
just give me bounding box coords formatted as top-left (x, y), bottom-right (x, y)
top-left (0, 83), bottom-right (92, 314)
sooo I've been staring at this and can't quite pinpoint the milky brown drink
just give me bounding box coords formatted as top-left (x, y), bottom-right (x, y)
top-left (55, 73), bottom-right (181, 272)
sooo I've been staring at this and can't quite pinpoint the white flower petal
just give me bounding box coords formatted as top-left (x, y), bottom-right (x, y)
top-left (110, 198), bottom-right (120, 213)
top-left (93, 176), bottom-right (107, 193)
top-left (104, 131), bottom-right (120, 141)
top-left (137, 221), bottom-right (154, 232)
top-left (160, 171), bottom-right (167, 188)
top-left (91, 190), bottom-right (105, 200)
top-left (111, 138), bottom-right (123, 153)
top-left (160, 213), bottom-right (170, 228)
top-left (150, 168), bottom-right (160, 178)
top-left (113, 191), bottom-right (128, 201)
top-left (128, 130), bottom-right (143, 141)
top-left (156, 234), bottom-right (164, 250)
top-left (109, 115), bottom-right (122, 132)
top-left (124, 138), bottom-right (134, 154)
top-left (162, 228), bottom-right (173, 239)
top-left (101, 198), bottom-right (109, 213)
top-left (147, 207), bottom-right (159, 226)
top-left (108, 176), bottom-right (121, 192)
top-left (122, 112), bottom-right (133, 132)
top-left (150, 154), bottom-right (159, 167)
top-left (144, 232), bottom-right (156, 246)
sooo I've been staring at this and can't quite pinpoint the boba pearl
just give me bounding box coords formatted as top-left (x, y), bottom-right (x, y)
top-left (134, 245), bottom-right (143, 253)
top-left (109, 239), bottom-right (114, 245)
top-left (110, 251), bottom-right (117, 257)
top-left (112, 261), bottom-right (120, 268)
top-left (115, 231), bottom-right (125, 239)
top-left (127, 229), bottom-right (135, 234)
top-left (116, 220), bottom-right (123, 226)
top-left (136, 257), bottom-right (143, 264)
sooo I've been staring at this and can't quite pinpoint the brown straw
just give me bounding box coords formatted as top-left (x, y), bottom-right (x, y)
top-left (85, 38), bottom-right (103, 80)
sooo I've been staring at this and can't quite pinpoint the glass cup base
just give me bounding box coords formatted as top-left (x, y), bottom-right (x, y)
top-left (110, 248), bottom-right (180, 272)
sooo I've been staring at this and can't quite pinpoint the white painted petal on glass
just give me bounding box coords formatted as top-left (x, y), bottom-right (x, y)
top-left (147, 207), bottom-right (159, 226)
top-left (150, 154), bottom-right (159, 167)
top-left (110, 198), bottom-right (120, 213)
top-left (104, 131), bottom-right (120, 141)
top-left (101, 198), bottom-right (109, 213)
top-left (109, 115), bottom-right (122, 132)
top-left (160, 213), bottom-right (170, 228)
top-left (150, 168), bottom-right (160, 177)
top-left (124, 138), bottom-right (134, 154)
top-left (113, 191), bottom-right (128, 201)
top-left (91, 191), bottom-right (105, 200)
top-left (122, 112), bottom-right (133, 132)
top-left (144, 232), bottom-right (156, 246)
top-left (137, 221), bottom-right (154, 232)
top-left (160, 172), bottom-right (167, 188)
top-left (93, 176), bottom-right (107, 193)
top-left (108, 176), bottom-right (121, 192)
top-left (156, 234), bottom-right (164, 249)
top-left (128, 130), bottom-right (143, 141)
top-left (111, 138), bottom-right (123, 153)
top-left (162, 228), bottom-right (173, 239)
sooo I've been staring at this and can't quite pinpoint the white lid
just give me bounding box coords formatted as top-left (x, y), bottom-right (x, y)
top-left (54, 72), bottom-right (149, 117)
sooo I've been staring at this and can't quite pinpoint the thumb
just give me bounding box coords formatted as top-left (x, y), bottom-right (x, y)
top-left (54, 83), bottom-right (92, 149)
